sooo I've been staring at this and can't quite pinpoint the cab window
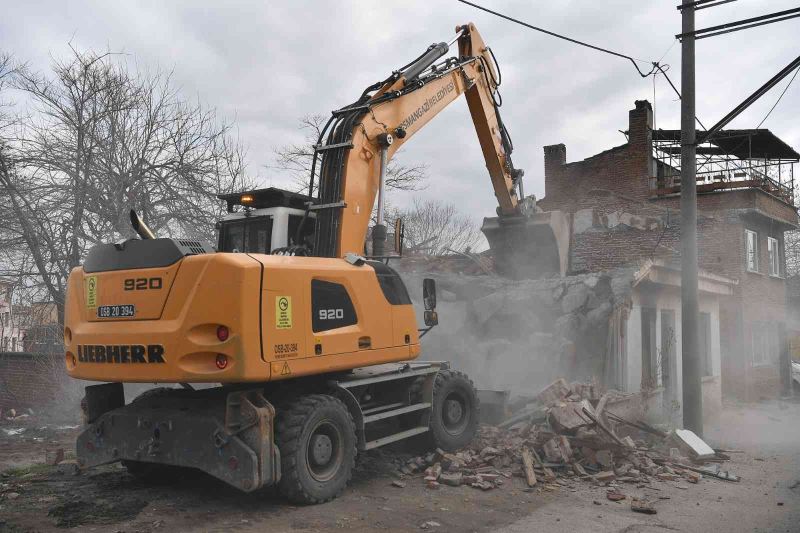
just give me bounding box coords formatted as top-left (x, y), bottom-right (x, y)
top-left (288, 215), bottom-right (315, 247)
top-left (219, 217), bottom-right (273, 253)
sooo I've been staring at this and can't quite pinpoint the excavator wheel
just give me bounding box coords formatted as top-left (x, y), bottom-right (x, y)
top-left (276, 394), bottom-right (356, 504)
top-left (427, 370), bottom-right (479, 451)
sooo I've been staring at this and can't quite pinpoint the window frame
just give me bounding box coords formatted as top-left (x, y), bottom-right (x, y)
top-left (745, 229), bottom-right (759, 273)
top-left (767, 236), bottom-right (780, 277)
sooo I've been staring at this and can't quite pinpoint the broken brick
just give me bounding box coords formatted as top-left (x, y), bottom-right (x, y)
top-left (606, 490), bottom-right (626, 501)
top-left (594, 471), bottom-right (616, 483)
top-left (439, 473), bottom-right (463, 487)
top-left (543, 436), bottom-right (572, 463)
top-left (631, 498), bottom-right (657, 515)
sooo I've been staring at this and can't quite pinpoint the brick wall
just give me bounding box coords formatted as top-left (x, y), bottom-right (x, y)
top-left (0, 352), bottom-right (62, 410)
top-left (542, 100), bottom-right (654, 210)
top-left (538, 99), bottom-right (798, 400)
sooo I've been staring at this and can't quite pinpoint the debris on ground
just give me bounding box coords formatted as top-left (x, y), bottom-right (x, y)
top-left (397, 377), bottom-right (735, 506)
top-left (630, 497), bottom-right (657, 514)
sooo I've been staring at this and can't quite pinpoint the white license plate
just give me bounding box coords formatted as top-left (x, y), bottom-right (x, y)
top-left (97, 304), bottom-right (136, 318)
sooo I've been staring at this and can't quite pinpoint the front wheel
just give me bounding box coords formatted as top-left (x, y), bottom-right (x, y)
top-left (428, 370), bottom-right (479, 451)
top-left (276, 394), bottom-right (356, 504)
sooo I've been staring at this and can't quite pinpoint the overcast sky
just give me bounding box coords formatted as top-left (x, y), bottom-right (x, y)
top-left (3, 1), bottom-right (799, 226)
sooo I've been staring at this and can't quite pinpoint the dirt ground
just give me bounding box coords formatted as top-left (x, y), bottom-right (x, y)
top-left (1, 401), bottom-right (799, 533)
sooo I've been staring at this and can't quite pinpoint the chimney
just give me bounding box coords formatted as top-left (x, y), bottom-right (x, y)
top-left (544, 143), bottom-right (566, 174)
top-left (628, 100), bottom-right (653, 148)
top-left (543, 143), bottom-right (567, 198)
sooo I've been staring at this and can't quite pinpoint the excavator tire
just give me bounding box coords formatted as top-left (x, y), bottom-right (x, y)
top-left (276, 394), bottom-right (356, 504)
top-left (427, 370), bottom-right (479, 452)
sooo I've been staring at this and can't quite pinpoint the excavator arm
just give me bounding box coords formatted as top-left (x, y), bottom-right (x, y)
top-left (308, 24), bottom-right (520, 257)
top-left (308, 23), bottom-right (567, 278)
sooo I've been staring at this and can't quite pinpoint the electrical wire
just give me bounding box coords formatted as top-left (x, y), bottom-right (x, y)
top-left (756, 64), bottom-right (800, 129)
top-left (456, 0), bottom-right (658, 78)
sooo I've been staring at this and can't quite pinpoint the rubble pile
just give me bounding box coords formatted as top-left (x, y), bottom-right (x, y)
top-left (395, 378), bottom-right (737, 514)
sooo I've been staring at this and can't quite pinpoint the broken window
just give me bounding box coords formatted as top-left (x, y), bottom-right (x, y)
top-left (768, 237), bottom-right (780, 277)
top-left (745, 229), bottom-right (758, 273)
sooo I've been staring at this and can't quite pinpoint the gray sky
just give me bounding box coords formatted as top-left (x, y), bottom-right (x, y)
top-left (3, 0), bottom-right (799, 224)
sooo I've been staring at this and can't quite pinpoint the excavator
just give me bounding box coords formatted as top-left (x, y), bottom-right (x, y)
top-left (63, 23), bottom-right (565, 504)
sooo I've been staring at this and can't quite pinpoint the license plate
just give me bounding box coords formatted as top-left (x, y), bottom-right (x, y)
top-left (97, 304), bottom-right (136, 318)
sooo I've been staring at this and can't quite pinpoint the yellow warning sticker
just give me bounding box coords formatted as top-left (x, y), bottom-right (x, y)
top-left (86, 276), bottom-right (98, 308)
top-left (276, 296), bottom-right (292, 329)
top-left (280, 362), bottom-right (292, 376)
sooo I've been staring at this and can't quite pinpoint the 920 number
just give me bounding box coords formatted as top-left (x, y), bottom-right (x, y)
top-left (124, 277), bottom-right (163, 291)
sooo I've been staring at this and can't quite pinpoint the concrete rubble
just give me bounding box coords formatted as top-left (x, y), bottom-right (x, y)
top-left (398, 268), bottom-right (636, 395)
top-left (393, 378), bottom-right (736, 515)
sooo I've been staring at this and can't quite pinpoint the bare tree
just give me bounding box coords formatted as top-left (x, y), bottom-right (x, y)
top-left (271, 114), bottom-right (428, 194)
top-left (0, 47), bottom-right (251, 321)
top-left (398, 198), bottom-right (482, 255)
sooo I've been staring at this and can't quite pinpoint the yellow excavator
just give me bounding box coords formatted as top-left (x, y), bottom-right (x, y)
top-left (64, 23), bottom-right (563, 503)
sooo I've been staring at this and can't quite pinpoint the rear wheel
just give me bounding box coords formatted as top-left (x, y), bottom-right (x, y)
top-left (428, 370), bottom-right (479, 451)
top-left (276, 394), bottom-right (356, 504)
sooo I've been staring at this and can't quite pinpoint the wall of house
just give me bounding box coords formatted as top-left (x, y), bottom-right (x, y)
top-left (541, 100), bottom-right (654, 209)
top-left (624, 284), bottom-right (723, 424)
top-left (538, 97), bottom-right (796, 402)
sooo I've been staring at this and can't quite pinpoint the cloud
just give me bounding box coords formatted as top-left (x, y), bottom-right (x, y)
top-left (3, 0), bottom-right (798, 222)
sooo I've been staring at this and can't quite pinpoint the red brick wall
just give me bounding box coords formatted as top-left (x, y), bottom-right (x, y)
top-left (542, 100), bottom-right (654, 210)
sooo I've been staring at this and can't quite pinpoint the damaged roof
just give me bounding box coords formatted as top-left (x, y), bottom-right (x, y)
top-left (653, 129), bottom-right (800, 161)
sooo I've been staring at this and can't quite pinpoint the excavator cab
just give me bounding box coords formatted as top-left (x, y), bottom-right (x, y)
top-left (215, 187), bottom-right (316, 254)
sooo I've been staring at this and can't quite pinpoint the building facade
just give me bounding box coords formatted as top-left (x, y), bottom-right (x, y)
top-left (538, 100), bottom-right (798, 402)
top-left (0, 281), bottom-right (23, 352)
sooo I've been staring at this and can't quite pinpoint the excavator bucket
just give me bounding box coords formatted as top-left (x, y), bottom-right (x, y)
top-left (482, 210), bottom-right (570, 280)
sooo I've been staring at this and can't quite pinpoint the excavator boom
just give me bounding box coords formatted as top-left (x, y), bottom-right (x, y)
top-left (306, 24), bottom-right (565, 277)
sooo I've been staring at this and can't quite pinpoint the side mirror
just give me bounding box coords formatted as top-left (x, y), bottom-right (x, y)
top-left (393, 217), bottom-right (404, 255)
top-left (424, 310), bottom-right (438, 327)
top-left (423, 278), bottom-right (436, 311)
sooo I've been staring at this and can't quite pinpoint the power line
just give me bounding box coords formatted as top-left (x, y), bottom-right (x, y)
top-left (756, 64), bottom-right (800, 129)
top-left (456, 0), bottom-right (658, 78)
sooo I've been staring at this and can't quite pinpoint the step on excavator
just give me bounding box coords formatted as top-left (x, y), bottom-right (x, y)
top-left (64, 23), bottom-right (565, 503)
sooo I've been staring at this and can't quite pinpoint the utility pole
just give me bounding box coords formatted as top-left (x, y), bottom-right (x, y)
top-left (680, 0), bottom-right (703, 436)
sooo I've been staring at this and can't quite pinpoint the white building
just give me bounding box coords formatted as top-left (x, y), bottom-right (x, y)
top-left (606, 260), bottom-right (736, 423)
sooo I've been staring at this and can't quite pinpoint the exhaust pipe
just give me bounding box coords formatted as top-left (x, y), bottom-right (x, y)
top-left (129, 209), bottom-right (156, 240)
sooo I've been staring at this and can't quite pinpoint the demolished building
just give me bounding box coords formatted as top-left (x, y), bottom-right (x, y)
top-left (402, 99), bottom-right (798, 421)
top-left (539, 100), bottom-right (798, 402)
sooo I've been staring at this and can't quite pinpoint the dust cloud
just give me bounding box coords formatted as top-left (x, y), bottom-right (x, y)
top-left (399, 266), bottom-right (634, 397)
